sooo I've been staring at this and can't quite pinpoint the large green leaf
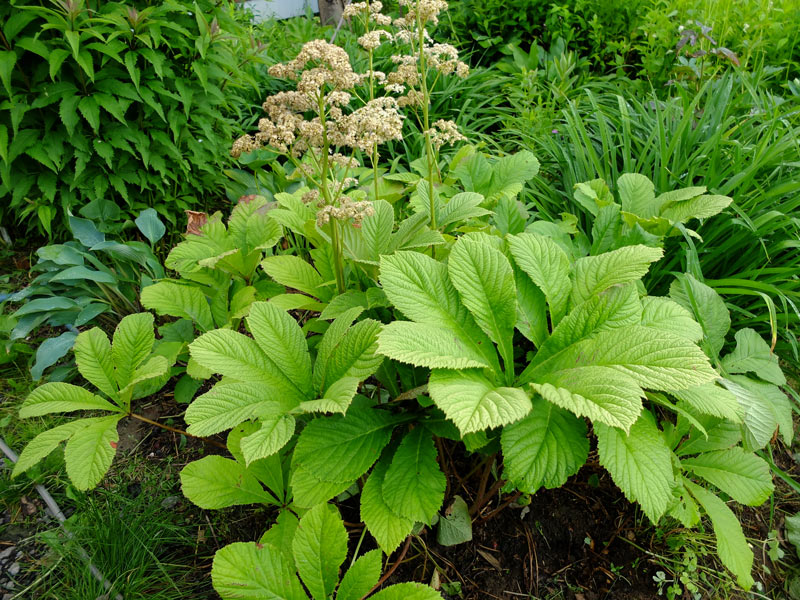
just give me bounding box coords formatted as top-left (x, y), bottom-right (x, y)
top-left (12, 420), bottom-right (92, 477)
top-left (140, 281), bottom-right (215, 332)
top-left (180, 456), bottom-right (276, 509)
top-left (570, 245), bottom-right (663, 307)
top-left (681, 447), bottom-right (773, 506)
top-left (448, 235), bottom-right (516, 368)
top-left (370, 583), bottom-right (443, 600)
top-left (361, 456), bottom-right (414, 553)
top-left (240, 415), bottom-right (295, 466)
top-left (111, 313), bottom-right (155, 389)
top-left (64, 414), bottom-right (123, 490)
top-left (428, 369), bottom-right (531, 434)
top-left (640, 297), bottom-right (703, 343)
top-left (514, 267), bottom-right (548, 346)
top-left (596, 412), bottom-right (674, 523)
top-left (722, 375), bottom-right (793, 449)
top-left (261, 255), bottom-right (324, 298)
top-left (617, 173), bottom-right (658, 218)
top-left (189, 329), bottom-right (303, 400)
top-left (670, 274), bottom-right (730, 358)
top-left (721, 328), bottom-right (785, 386)
top-left (19, 382), bottom-right (119, 418)
top-left (383, 427), bottom-right (446, 524)
top-left (337, 549), bottom-right (382, 600)
top-left (290, 464), bottom-right (354, 509)
top-left (228, 197), bottom-right (282, 254)
top-left (378, 321), bottom-right (492, 369)
top-left (73, 328), bottom-right (119, 401)
top-left (684, 479), bottom-right (754, 589)
top-left (185, 383), bottom-right (293, 436)
top-left (246, 302), bottom-right (313, 398)
top-left (507, 232), bottom-right (571, 325)
top-left (379, 252), bottom-right (499, 371)
top-left (660, 194), bottom-right (732, 223)
top-left (293, 406), bottom-right (395, 483)
top-left (502, 396), bottom-right (589, 493)
top-left (672, 384), bottom-right (742, 422)
top-left (292, 504), bottom-right (348, 600)
top-left (211, 542), bottom-right (306, 600)
top-left (317, 318), bottom-right (383, 392)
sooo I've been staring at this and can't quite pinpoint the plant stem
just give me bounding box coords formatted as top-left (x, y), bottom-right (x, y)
top-left (417, 14), bottom-right (436, 231)
top-left (330, 217), bottom-right (346, 294)
top-left (128, 412), bottom-right (227, 450)
top-left (365, 535), bottom-right (412, 597)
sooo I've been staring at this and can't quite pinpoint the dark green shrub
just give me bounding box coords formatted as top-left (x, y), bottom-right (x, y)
top-left (0, 0), bottom-right (267, 237)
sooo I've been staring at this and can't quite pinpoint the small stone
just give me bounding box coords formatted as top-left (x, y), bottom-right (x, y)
top-left (160, 496), bottom-right (179, 510)
top-left (7, 564), bottom-right (18, 577)
top-left (0, 548), bottom-right (13, 560)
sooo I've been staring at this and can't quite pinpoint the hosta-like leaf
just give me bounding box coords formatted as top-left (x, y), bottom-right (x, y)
top-left (383, 427), bottom-right (446, 524)
top-left (12, 420), bottom-right (91, 477)
top-left (640, 297), bottom-right (703, 343)
top-left (379, 252), bottom-right (499, 371)
top-left (292, 503), bottom-right (348, 600)
top-left (507, 232), bottom-right (571, 325)
top-left (293, 406), bottom-right (396, 483)
top-left (502, 396), bottom-right (589, 493)
top-left (185, 383), bottom-right (292, 436)
top-left (721, 328), bottom-right (785, 386)
top-left (73, 328), bottom-right (118, 400)
top-left (111, 313), bottom-right (155, 389)
top-left (570, 245), bottom-right (663, 307)
top-left (140, 281), bottom-right (215, 332)
top-left (722, 375), bottom-right (793, 449)
top-left (361, 456), bottom-right (414, 553)
top-left (448, 235), bottom-right (516, 366)
top-left (246, 302), bottom-right (313, 398)
top-left (337, 549), bottom-right (382, 600)
top-left (240, 415), bottom-right (295, 466)
top-left (596, 412), bottom-right (674, 523)
top-left (684, 479), bottom-right (754, 589)
top-left (681, 447), bottom-right (773, 506)
top-left (428, 369), bottom-right (531, 434)
top-left (64, 414), bottom-right (123, 490)
top-left (180, 456), bottom-right (276, 509)
top-left (211, 542), bottom-right (306, 600)
top-left (670, 274), bottom-right (730, 358)
top-left (19, 382), bottom-right (119, 418)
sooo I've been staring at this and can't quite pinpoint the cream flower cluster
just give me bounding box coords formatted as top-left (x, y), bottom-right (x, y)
top-left (316, 199), bottom-right (376, 227)
top-left (427, 119), bottom-right (466, 149)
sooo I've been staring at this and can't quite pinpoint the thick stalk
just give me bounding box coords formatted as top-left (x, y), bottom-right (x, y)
top-left (129, 412), bottom-right (227, 450)
top-left (317, 93), bottom-right (346, 294)
top-left (330, 218), bottom-right (346, 294)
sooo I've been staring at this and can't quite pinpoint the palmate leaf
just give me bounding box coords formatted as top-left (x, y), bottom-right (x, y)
top-left (378, 251), bottom-right (499, 372)
top-left (292, 503), bottom-right (348, 600)
top-left (180, 455), bottom-right (276, 509)
top-left (292, 406), bottom-right (396, 483)
top-left (211, 542), bottom-right (306, 600)
top-left (361, 455), bottom-right (414, 554)
top-left (507, 232), bottom-right (571, 325)
top-left (428, 369), bottom-right (531, 434)
top-left (320, 318), bottom-right (383, 391)
top-left (64, 414), bottom-right (124, 490)
top-left (681, 447), bottom-right (773, 506)
top-left (239, 415), bottom-right (295, 466)
top-left (683, 479), bottom-right (754, 589)
top-left (596, 411), bottom-right (674, 523)
top-left (502, 396), bottom-right (589, 493)
top-left (448, 235), bottom-right (516, 370)
top-left (640, 297), bottom-right (703, 343)
top-left (378, 321), bottom-right (491, 369)
top-left (383, 427), bottom-right (446, 525)
top-left (672, 384), bottom-right (742, 422)
top-left (720, 375), bottom-right (793, 450)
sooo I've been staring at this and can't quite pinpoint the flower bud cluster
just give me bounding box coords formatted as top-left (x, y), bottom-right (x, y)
top-left (316, 199), bottom-right (376, 227)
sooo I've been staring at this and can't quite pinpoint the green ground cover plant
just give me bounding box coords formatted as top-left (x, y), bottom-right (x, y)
top-left (0, 0), bottom-right (268, 237)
